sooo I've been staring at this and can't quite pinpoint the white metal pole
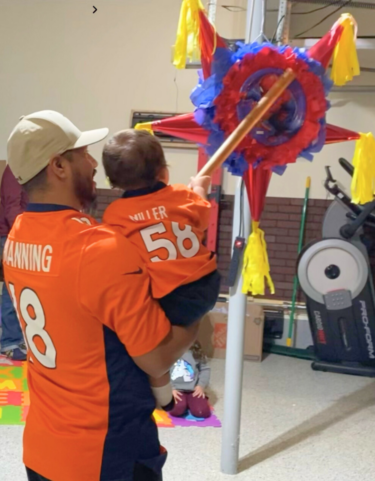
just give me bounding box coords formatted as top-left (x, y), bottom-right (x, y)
top-left (220, 179), bottom-right (250, 475)
top-left (276, 0), bottom-right (292, 45)
top-left (207, 0), bottom-right (218, 24)
top-left (220, 0), bottom-right (264, 475)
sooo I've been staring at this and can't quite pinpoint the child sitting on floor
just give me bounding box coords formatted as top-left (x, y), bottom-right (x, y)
top-left (170, 342), bottom-right (211, 419)
top-left (102, 129), bottom-right (220, 411)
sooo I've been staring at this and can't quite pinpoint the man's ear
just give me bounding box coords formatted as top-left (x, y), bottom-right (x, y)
top-left (49, 155), bottom-right (69, 180)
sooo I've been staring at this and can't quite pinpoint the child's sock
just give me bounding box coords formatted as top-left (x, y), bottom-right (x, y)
top-left (151, 383), bottom-right (175, 411)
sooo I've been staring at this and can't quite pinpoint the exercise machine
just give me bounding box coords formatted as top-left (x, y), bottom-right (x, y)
top-left (298, 158), bottom-right (375, 377)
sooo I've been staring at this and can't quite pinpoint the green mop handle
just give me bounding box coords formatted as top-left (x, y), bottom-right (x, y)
top-left (286, 177), bottom-right (311, 347)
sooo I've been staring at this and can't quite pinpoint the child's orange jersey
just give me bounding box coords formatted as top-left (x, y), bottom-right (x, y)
top-left (103, 183), bottom-right (217, 299)
top-left (3, 204), bottom-right (170, 481)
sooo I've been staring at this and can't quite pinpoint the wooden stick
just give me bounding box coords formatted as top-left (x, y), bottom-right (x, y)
top-left (197, 68), bottom-right (296, 178)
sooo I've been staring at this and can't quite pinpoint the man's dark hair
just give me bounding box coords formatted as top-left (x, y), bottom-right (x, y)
top-left (22, 150), bottom-right (74, 195)
top-left (102, 130), bottom-right (167, 190)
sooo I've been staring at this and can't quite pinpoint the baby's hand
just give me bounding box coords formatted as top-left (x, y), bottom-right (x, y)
top-left (193, 386), bottom-right (205, 399)
top-left (189, 175), bottom-right (211, 198)
top-left (189, 175), bottom-right (211, 190)
top-left (172, 389), bottom-right (183, 402)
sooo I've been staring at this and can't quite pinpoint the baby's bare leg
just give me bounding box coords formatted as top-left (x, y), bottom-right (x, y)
top-left (150, 373), bottom-right (174, 410)
top-left (150, 372), bottom-right (170, 388)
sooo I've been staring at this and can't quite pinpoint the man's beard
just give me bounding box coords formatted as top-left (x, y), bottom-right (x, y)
top-left (73, 172), bottom-right (97, 212)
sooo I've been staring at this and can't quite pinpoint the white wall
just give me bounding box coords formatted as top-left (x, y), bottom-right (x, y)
top-left (0, 0), bottom-right (374, 199)
top-left (0, 0), bottom-right (199, 187)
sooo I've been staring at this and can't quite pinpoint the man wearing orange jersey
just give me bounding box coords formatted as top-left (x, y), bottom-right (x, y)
top-left (3, 111), bottom-right (198, 481)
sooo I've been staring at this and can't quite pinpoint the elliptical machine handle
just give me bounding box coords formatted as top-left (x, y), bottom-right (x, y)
top-left (340, 199), bottom-right (375, 239)
top-left (324, 166), bottom-right (339, 196)
top-left (325, 166), bottom-right (335, 183)
top-left (338, 158), bottom-right (354, 178)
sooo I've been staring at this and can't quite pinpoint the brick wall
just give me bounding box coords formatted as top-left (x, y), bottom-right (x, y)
top-left (94, 188), bottom-right (122, 221)
top-left (95, 188), bottom-right (332, 301)
top-left (217, 197), bottom-right (236, 292)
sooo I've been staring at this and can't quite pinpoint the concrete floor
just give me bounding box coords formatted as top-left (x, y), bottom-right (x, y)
top-left (1, 355), bottom-right (375, 481)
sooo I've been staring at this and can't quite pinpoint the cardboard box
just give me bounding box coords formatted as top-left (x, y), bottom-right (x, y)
top-left (198, 301), bottom-right (265, 362)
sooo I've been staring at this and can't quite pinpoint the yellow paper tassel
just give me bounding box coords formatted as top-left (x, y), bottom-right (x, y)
top-left (331, 14), bottom-right (360, 86)
top-left (351, 132), bottom-right (375, 205)
top-left (242, 221), bottom-right (275, 297)
top-left (134, 122), bottom-right (154, 135)
top-left (173, 0), bottom-right (205, 69)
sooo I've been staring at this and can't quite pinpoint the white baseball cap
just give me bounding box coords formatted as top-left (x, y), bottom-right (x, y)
top-left (7, 110), bottom-right (109, 184)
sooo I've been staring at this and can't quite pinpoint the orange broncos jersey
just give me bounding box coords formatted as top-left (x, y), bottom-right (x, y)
top-left (103, 183), bottom-right (217, 299)
top-left (3, 204), bottom-right (170, 481)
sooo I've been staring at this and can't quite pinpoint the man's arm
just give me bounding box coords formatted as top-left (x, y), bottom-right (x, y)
top-left (79, 228), bottom-right (200, 378)
top-left (2, 167), bottom-right (24, 229)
